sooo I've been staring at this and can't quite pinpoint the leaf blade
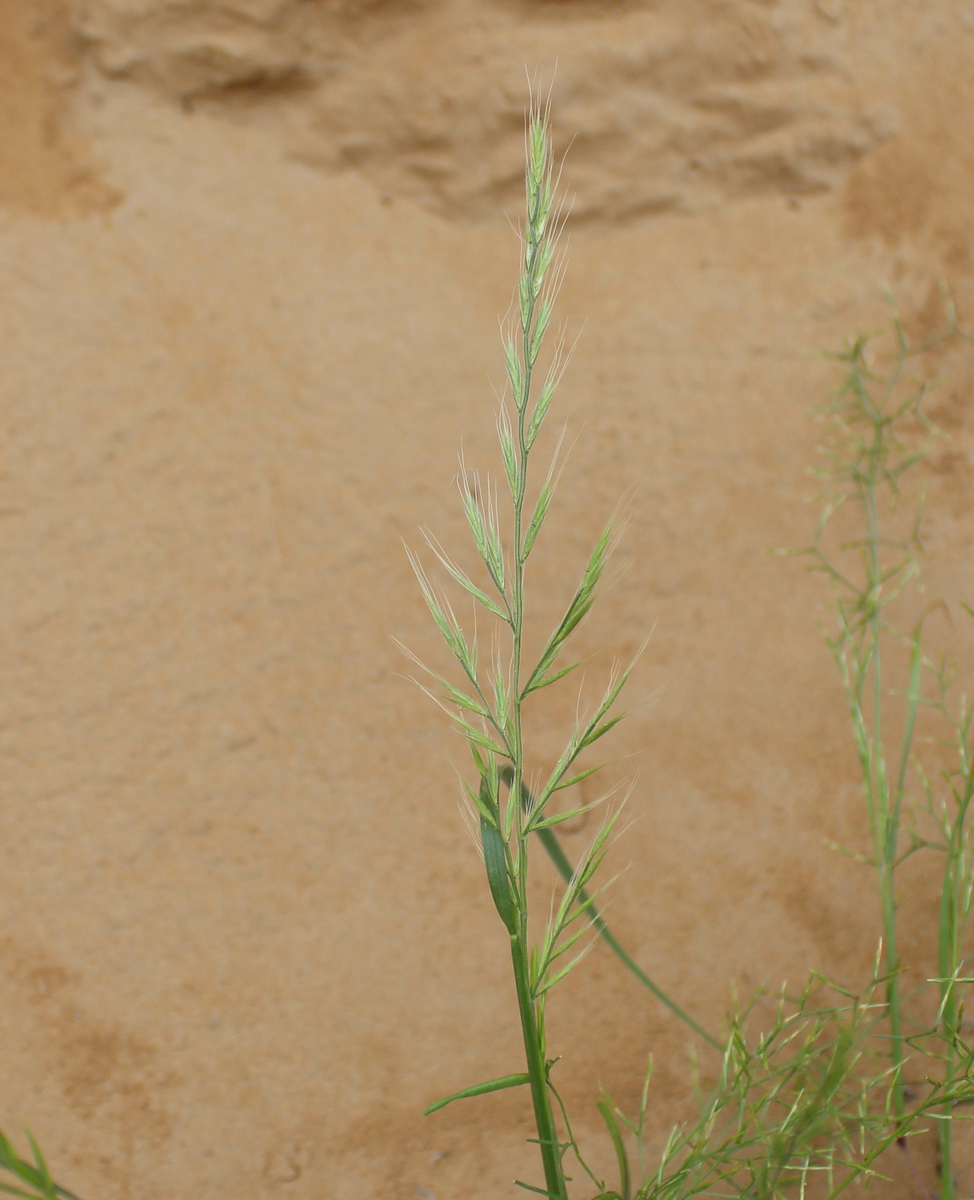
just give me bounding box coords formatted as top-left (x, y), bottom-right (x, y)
top-left (425, 1072), bottom-right (531, 1115)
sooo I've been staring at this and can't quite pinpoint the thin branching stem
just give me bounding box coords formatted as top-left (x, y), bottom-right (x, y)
top-left (790, 312), bottom-right (974, 1188)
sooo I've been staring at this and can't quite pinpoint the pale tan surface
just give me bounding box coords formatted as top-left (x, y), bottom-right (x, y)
top-left (1, 3), bottom-right (973, 1198)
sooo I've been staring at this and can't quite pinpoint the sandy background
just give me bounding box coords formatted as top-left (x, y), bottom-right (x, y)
top-left (2, 2), bottom-right (974, 1198)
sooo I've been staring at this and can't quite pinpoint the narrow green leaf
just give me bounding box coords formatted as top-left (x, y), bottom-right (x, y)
top-left (0, 1127), bottom-right (66, 1200)
top-left (425, 1071), bottom-right (531, 1115)
top-left (596, 1100), bottom-right (631, 1200)
top-left (513, 1179), bottom-right (557, 1197)
top-left (24, 1136), bottom-right (51, 1195)
top-left (0, 1184), bottom-right (42, 1200)
top-left (480, 772), bottom-right (518, 934)
top-left (481, 813), bottom-right (516, 932)
top-left (468, 741), bottom-right (488, 780)
top-left (462, 779), bottom-right (494, 824)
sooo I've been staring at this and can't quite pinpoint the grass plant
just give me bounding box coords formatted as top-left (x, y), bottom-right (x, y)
top-left (409, 92), bottom-right (974, 1200)
top-left (0, 1129), bottom-right (79, 1200)
top-left (405, 90), bottom-right (638, 1199)
top-left (790, 314), bottom-right (974, 1197)
top-left (3, 91), bottom-right (974, 1200)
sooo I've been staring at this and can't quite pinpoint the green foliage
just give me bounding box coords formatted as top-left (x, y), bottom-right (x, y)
top-left (407, 87), bottom-right (636, 1200)
top-left (408, 94), bottom-right (974, 1200)
top-left (791, 311), bottom-right (974, 1197)
top-left (0, 1129), bottom-right (80, 1200)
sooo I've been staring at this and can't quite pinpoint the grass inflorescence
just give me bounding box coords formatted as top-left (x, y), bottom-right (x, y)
top-left (404, 89), bottom-right (643, 1200)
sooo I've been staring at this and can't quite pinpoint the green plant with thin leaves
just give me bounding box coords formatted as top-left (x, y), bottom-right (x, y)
top-left (912, 653), bottom-right (974, 1200)
top-left (556, 960), bottom-right (974, 1200)
top-left (404, 94), bottom-right (923, 1200)
top-left (786, 310), bottom-right (974, 1195)
top-left (567, 973), bottom-right (886, 1200)
top-left (639, 974), bottom-right (898, 1200)
top-left (502, 766), bottom-right (719, 1051)
top-left (0, 1129), bottom-right (81, 1200)
top-left (791, 318), bottom-right (942, 1121)
top-left (632, 980), bottom-right (973, 1200)
top-left (404, 93), bottom-right (644, 1200)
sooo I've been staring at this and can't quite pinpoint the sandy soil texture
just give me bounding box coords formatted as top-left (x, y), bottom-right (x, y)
top-left (2, 3), bottom-right (974, 1198)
